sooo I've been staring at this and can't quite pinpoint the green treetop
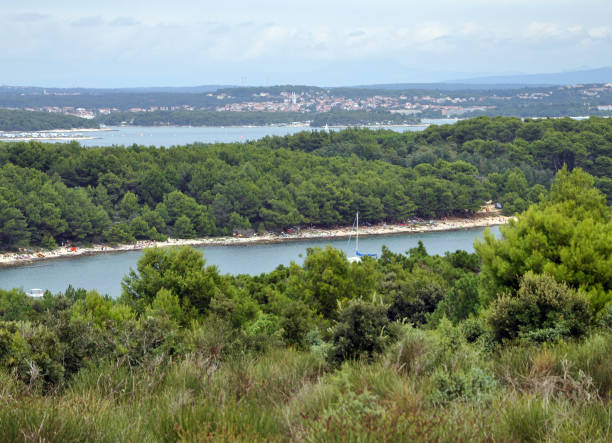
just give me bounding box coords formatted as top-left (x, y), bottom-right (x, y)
top-left (475, 167), bottom-right (612, 312)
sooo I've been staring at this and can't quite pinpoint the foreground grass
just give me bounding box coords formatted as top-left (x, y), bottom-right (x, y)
top-left (1, 331), bottom-right (610, 442)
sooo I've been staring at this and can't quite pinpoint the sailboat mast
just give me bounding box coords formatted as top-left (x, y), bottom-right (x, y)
top-left (356, 212), bottom-right (359, 252)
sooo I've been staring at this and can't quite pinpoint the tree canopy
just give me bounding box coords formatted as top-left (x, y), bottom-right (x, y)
top-left (1, 116), bottom-right (611, 251)
top-left (475, 167), bottom-right (612, 311)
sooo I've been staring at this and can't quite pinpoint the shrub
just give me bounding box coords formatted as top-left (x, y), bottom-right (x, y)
top-left (435, 273), bottom-right (481, 324)
top-left (487, 272), bottom-right (591, 342)
top-left (121, 246), bottom-right (224, 315)
top-left (459, 317), bottom-right (487, 343)
top-left (386, 325), bottom-right (435, 376)
top-left (328, 300), bottom-right (394, 364)
top-left (0, 289), bottom-right (32, 321)
top-left (151, 288), bottom-right (184, 324)
top-left (277, 298), bottom-right (313, 349)
top-left (429, 366), bottom-right (498, 404)
top-left (1, 321), bottom-right (66, 388)
top-left (386, 268), bottom-right (446, 325)
top-left (183, 318), bottom-right (239, 363)
top-left (596, 303), bottom-right (612, 331)
top-left (243, 313), bottom-right (284, 352)
top-left (558, 332), bottom-right (612, 399)
top-left (209, 291), bottom-right (259, 329)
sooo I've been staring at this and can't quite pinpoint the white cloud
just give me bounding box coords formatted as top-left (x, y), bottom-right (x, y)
top-left (588, 26), bottom-right (611, 39)
top-left (1, 6), bottom-right (611, 86)
top-left (459, 23), bottom-right (481, 36)
top-left (413, 22), bottom-right (450, 43)
top-left (524, 22), bottom-right (562, 39)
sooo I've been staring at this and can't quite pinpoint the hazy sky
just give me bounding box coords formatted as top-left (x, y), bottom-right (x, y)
top-left (2, 0), bottom-right (611, 87)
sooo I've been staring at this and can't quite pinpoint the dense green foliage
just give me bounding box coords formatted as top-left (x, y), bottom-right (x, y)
top-left (266, 116), bottom-right (612, 201)
top-left (476, 167), bottom-right (612, 309)
top-left (416, 116), bottom-right (612, 201)
top-left (0, 137), bottom-right (488, 250)
top-left (0, 169), bottom-right (611, 440)
top-left (1, 116), bottom-right (610, 255)
top-left (0, 109), bottom-right (98, 131)
top-left (94, 109), bottom-right (415, 127)
top-left (486, 272), bottom-right (592, 342)
top-left (309, 109), bottom-right (416, 126)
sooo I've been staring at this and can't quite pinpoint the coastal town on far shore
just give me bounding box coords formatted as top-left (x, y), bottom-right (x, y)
top-left (2, 82), bottom-right (612, 120)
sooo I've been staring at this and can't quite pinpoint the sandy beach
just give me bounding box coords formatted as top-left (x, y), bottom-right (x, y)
top-left (0, 213), bottom-right (509, 268)
top-left (0, 136), bottom-right (97, 142)
top-left (0, 128), bottom-right (113, 142)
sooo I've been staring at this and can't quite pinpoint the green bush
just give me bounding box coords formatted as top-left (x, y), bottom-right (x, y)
top-left (0, 289), bottom-right (32, 321)
top-left (386, 325), bottom-right (436, 376)
top-left (183, 318), bottom-right (239, 362)
top-left (277, 297), bottom-right (313, 349)
top-left (385, 267), bottom-right (446, 325)
top-left (428, 366), bottom-right (498, 404)
top-left (243, 313), bottom-right (284, 352)
top-left (487, 272), bottom-right (591, 342)
top-left (434, 273), bottom-right (481, 324)
top-left (459, 316), bottom-right (488, 343)
top-left (328, 300), bottom-right (395, 364)
top-left (596, 303), bottom-right (612, 331)
top-left (121, 246), bottom-right (224, 315)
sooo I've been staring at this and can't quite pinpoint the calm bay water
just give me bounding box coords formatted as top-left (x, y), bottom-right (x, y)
top-left (0, 226), bottom-right (500, 298)
top-left (77, 119), bottom-right (456, 147)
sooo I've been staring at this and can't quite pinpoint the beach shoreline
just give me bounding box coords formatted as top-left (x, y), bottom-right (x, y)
top-left (0, 213), bottom-right (509, 268)
top-left (0, 127), bottom-right (114, 142)
top-left (0, 136), bottom-right (96, 142)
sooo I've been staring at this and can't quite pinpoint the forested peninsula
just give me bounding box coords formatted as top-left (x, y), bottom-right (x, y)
top-left (1, 116), bottom-right (611, 251)
top-left (95, 109), bottom-right (415, 127)
top-left (0, 109), bottom-right (99, 131)
top-left (95, 110), bottom-right (310, 127)
top-left (0, 108), bottom-right (416, 132)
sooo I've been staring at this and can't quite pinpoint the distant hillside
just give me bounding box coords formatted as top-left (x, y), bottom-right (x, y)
top-left (348, 83), bottom-right (544, 91)
top-left (107, 85), bottom-right (233, 93)
top-left (0, 85), bottom-right (231, 95)
top-left (449, 67), bottom-right (612, 85)
top-left (0, 109), bottom-right (98, 131)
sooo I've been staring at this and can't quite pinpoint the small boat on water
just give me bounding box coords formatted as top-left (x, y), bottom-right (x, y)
top-left (347, 212), bottom-right (377, 263)
top-left (26, 288), bottom-right (44, 298)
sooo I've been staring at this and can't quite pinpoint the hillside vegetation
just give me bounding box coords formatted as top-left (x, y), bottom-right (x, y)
top-left (0, 168), bottom-right (610, 441)
top-left (1, 116), bottom-right (611, 251)
top-left (94, 109), bottom-right (415, 127)
top-left (0, 109), bottom-right (98, 131)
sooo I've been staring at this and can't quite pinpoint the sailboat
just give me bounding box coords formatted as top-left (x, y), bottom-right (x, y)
top-left (347, 212), bottom-right (377, 263)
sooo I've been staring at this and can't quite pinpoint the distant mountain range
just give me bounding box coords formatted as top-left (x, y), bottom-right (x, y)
top-left (0, 85), bottom-right (233, 95)
top-left (104, 85), bottom-right (235, 93)
top-left (448, 67), bottom-right (612, 86)
top-left (349, 83), bottom-right (544, 91)
top-left (2, 68), bottom-right (611, 95)
top-left (351, 68), bottom-right (612, 91)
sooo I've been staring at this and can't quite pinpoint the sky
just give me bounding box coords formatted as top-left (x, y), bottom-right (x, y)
top-left (2, 0), bottom-right (612, 87)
